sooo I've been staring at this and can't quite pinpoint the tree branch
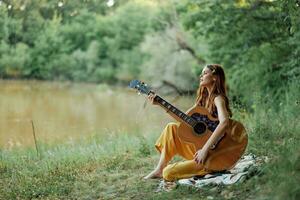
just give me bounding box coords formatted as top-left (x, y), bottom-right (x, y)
top-left (175, 32), bottom-right (206, 64)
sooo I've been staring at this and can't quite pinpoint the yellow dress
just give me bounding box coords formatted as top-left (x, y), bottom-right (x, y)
top-left (155, 122), bottom-right (211, 181)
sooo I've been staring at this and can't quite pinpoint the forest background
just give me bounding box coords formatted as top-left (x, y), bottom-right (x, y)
top-left (1, 0), bottom-right (299, 105)
top-left (0, 0), bottom-right (299, 199)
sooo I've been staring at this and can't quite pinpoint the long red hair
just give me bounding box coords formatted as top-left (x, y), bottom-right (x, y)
top-left (196, 64), bottom-right (232, 118)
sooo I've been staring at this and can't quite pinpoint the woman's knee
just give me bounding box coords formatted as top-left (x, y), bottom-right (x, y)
top-left (163, 122), bottom-right (178, 136)
top-left (166, 122), bottom-right (178, 129)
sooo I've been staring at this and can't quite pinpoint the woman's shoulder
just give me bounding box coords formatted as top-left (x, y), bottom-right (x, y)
top-left (213, 95), bottom-right (226, 105)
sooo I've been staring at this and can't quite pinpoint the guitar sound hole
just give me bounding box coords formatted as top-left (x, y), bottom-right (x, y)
top-left (191, 113), bottom-right (219, 132)
top-left (193, 122), bottom-right (206, 135)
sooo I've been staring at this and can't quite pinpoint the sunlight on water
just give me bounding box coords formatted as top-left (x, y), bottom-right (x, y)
top-left (0, 80), bottom-right (194, 149)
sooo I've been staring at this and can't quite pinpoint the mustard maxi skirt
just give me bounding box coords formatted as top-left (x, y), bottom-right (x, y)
top-left (155, 122), bottom-right (211, 181)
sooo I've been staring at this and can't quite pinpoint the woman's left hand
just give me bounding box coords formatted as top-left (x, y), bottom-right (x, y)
top-left (194, 148), bottom-right (209, 165)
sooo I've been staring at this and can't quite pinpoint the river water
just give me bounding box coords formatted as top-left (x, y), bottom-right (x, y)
top-left (0, 80), bottom-right (194, 149)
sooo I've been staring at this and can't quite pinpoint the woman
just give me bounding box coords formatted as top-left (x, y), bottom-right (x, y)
top-left (144, 64), bottom-right (232, 181)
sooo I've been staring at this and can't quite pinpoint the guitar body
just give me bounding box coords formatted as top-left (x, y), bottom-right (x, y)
top-left (178, 105), bottom-right (248, 171)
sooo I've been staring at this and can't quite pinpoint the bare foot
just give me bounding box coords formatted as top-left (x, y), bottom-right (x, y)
top-left (143, 169), bottom-right (162, 180)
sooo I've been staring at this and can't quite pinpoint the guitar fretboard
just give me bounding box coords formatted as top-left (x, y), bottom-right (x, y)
top-left (154, 95), bottom-right (197, 127)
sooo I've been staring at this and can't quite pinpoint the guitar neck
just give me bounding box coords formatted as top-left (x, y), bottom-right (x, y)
top-left (154, 95), bottom-right (197, 127)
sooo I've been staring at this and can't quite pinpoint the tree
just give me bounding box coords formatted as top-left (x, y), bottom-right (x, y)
top-left (176, 0), bottom-right (300, 106)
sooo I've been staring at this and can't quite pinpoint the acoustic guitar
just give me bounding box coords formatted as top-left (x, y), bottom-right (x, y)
top-left (129, 80), bottom-right (248, 171)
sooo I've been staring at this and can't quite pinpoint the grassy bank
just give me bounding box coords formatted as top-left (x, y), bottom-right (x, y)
top-left (0, 102), bottom-right (299, 200)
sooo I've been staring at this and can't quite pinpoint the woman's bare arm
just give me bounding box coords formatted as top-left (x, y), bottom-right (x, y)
top-left (202, 95), bottom-right (230, 150)
top-left (194, 95), bottom-right (230, 164)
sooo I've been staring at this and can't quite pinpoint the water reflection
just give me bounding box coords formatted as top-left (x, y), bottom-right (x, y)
top-left (0, 80), bottom-right (194, 149)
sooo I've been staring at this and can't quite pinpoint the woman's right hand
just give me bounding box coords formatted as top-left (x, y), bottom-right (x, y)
top-left (148, 92), bottom-right (158, 105)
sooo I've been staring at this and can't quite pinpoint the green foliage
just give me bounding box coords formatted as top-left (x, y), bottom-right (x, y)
top-left (243, 92), bottom-right (300, 200)
top-left (140, 27), bottom-right (199, 92)
top-left (0, 0), bottom-right (299, 108)
top-left (70, 41), bottom-right (101, 81)
top-left (0, 0), bottom-right (167, 83)
top-left (138, 137), bottom-right (151, 156)
top-left (177, 0), bottom-right (300, 106)
top-left (29, 15), bottom-right (71, 79)
top-left (0, 42), bottom-right (30, 78)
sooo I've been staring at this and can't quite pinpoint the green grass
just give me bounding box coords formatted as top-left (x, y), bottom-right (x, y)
top-left (0, 101), bottom-right (299, 200)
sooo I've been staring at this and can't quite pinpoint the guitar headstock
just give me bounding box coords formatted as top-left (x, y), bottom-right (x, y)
top-left (129, 80), bottom-right (151, 95)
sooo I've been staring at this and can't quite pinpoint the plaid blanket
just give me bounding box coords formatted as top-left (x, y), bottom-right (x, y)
top-left (156, 154), bottom-right (267, 192)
